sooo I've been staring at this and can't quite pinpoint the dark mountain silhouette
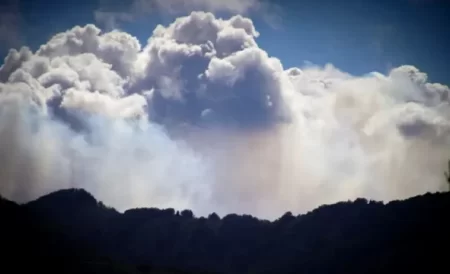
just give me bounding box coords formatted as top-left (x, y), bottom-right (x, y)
top-left (1, 188), bottom-right (449, 273)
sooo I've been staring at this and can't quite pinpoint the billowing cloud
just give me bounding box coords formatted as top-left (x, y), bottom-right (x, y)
top-left (1, 11), bottom-right (450, 219)
top-left (35, 24), bottom-right (141, 78)
top-left (131, 12), bottom-right (288, 127)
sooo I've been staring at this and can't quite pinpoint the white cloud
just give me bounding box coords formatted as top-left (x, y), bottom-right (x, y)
top-left (1, 11), bottom-right (450, 219)
top-left (131, 12), bottom-right (282, 126)
top-left (61, 89), bottom-right (147, 119)
top-left (36, 24), bottom-right (141, 78)
top-left (0, 47), bottom-right (33, 82)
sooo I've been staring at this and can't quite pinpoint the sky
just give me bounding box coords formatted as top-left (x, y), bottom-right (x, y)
top-left (2, 0), bottom-right (449, 84)
top-left (1, 0), bottom-right (450, 220)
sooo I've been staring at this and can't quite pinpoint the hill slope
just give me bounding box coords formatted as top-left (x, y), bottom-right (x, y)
top-left (1, 189), bottom-right (449, 273)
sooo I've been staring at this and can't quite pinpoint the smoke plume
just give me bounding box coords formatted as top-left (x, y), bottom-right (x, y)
top-left (1, 11), bottom-right (450, 219)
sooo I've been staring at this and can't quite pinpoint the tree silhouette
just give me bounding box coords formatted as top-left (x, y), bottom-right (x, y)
top-left (445, 160), bottom-right (450, 191)
top-left (2, 187), bottom-right (450, 273)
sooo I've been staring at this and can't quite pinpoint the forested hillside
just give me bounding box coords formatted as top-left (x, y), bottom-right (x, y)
top-left (1, 189), bottom-right (449, 273)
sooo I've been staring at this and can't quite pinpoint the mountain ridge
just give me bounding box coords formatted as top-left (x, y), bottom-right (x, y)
top-left (10, 187), bottom-right (447, 220)
top-left (1, 188), bottom-right (449, 273)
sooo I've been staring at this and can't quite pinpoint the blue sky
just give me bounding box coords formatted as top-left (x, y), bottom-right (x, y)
top-left (1, 0), bottom-right (449, 84)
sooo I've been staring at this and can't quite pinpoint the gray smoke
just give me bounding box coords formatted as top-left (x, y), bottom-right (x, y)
top-left (1, 12), bottom-right (450, 219)
top-left (94, 0), bottom-right (279, 31)
top-left (0, 0), bottom-right (22, 52)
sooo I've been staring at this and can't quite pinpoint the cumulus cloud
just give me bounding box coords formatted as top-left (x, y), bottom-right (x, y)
top-left (60, 89), bottom-right (147, 119)
top-left (0, 21), bottom-right (213, 213)
top-left (35, 24), bottom-right (141, 78)
top-left (1, 11), bottom-right (450, 219)
top-left (131, 12), bottom-right (287, 127)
